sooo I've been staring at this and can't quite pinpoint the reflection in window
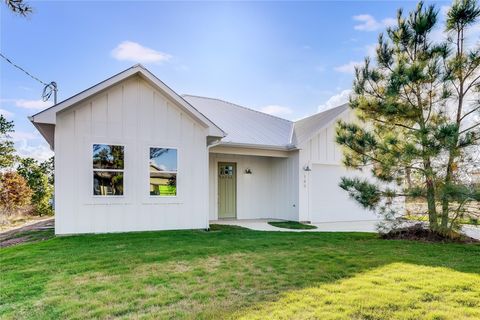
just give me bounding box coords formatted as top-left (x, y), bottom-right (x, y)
top-left (93, 144), bottom-right (124, 196)
top-left (150, 148), bottom-right (177, 196)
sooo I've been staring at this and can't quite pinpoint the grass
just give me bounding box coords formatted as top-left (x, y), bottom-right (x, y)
top-left (1, 225), bottom-right (479, 319)
top-left (268, 220), bottom-right (317, 230)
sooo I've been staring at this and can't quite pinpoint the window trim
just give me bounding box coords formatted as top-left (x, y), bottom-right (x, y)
top-left (92, 143), bottom-right (126, 197)
top-left (148, 146), bottom-right (178, 198)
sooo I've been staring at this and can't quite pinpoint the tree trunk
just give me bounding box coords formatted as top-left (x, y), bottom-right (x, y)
top-left (440, 154), bottom-right (455, 231)
top-left (424, 159), bottom-right (438, 230)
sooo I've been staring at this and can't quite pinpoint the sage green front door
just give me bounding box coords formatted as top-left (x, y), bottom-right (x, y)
top-left (218, 162), bottom-right (237, 219)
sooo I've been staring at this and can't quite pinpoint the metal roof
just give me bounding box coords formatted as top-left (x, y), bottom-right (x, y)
top-left (183, 95), bottom-right (295, 149)
top-left (184, 95), bottom-right (349, 149)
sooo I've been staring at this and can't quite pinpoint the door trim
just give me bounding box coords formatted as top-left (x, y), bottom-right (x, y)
top-left (217, 162), bottom-right (237, 219)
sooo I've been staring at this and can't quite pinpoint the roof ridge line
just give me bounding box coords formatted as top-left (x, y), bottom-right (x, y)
top-left (293, 103), bottom-right (349, 124)
top-left (182, 94), bottom-right (294, 124)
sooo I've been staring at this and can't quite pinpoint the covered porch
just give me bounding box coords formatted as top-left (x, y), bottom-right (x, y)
top-left (208, 145), bottom-right (299, 222)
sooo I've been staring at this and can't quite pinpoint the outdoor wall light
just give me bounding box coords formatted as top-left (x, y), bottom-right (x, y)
top-left (303, 165), bottom-right (312, 172)
top-left (244, 168), bottom-right (252, 174)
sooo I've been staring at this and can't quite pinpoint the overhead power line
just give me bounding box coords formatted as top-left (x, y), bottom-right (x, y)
top-left (0, 52), bottom-right (58, 104)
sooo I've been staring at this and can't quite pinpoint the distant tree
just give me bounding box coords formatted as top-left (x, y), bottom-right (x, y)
top-left (40, 156), bottom-right (54, 185)
top-left (17, 157), bottom-right (53, 216)
top-left (0, 171), bottom-right (32, 217)
top-left (336, 0), bottom-right (480, 236)
top-left (4, 0), bottom-right (32, 16)
top-left (0, 115), bottom-right (15, 170)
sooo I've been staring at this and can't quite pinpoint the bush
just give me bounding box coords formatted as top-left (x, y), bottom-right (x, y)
top-left (0, 171), bottom-right (33, 217)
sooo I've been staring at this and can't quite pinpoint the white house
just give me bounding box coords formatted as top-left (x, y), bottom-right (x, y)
top-left (30, 65), bottom-right (377, 235)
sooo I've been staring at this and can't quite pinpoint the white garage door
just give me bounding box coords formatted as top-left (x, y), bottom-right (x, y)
top-left (309, 164), bottom-right (377, 223)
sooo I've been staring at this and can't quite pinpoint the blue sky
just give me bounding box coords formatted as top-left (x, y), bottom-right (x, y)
top-left (0, 0), bottom-right (455, 161)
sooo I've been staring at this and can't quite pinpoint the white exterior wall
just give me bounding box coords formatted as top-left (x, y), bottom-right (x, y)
top-left (208, 152), bottom-right (299, 221)
top-left (298, 110), bottom-right (377, 222)
top-left (54, 76), bottom-right (209, 235)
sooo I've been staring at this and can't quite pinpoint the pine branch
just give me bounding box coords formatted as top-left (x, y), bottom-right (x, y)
top-left (372, 117), bottom-right (419, 131)
top-left (460, 105), bottom-right (480, 121)
top-left (459, 121), bottom-right (480, 134)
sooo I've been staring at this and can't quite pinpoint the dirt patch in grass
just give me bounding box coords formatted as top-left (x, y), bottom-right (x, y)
top-left (0, 218), bottom-right (54, 248)
top-left (382, 224), bottom-right (479, 243)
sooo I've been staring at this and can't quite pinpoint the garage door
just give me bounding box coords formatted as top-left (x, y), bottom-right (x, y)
top-left (309, 164), bottom-right (377, 223)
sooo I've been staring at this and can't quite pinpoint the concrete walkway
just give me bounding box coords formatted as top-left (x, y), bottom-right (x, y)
top-left (210, 219), bottom-right (378, 233)
top-left (210, 219), bottom-right (480, 239)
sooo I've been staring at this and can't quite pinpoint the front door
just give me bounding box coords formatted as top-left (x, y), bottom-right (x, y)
top-left (218, 162), bottom-right (236, 219)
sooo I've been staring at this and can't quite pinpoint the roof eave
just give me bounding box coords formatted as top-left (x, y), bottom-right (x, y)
top-left (218, 141), bottom-right (298, 151)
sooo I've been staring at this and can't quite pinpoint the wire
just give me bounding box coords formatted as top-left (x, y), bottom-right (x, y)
top-left (0, 52), bottom-right (57, 102)
top-left (0, 52), bottom-right (49, 86)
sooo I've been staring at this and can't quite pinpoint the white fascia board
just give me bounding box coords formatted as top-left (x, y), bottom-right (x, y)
top-left (294, 107), bottom-right (350, 147)
top-left (30, 66), bottom-right (140, 125)
top-left (29, 65), bottom-right (226, 138)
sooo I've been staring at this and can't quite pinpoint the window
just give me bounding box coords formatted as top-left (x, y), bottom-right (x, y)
top-left (149, 147), bottom-right (177, 196)
top-left (93, 144), bottom-right (124, 196)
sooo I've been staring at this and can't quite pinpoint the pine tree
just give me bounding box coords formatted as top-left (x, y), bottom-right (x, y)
top-left (336, 0), bottom-right (480, 236)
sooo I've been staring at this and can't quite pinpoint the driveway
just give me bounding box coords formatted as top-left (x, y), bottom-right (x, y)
top-left (462, 225), bottom-right (480, 240)
top-left (0, 218), bottom-right (54, 248)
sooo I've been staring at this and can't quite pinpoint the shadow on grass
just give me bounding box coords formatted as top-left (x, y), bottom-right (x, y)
top-left (1, 225), bottom-right (479, 319)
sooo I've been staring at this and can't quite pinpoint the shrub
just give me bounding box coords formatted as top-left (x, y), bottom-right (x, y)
top-left (0, 171), bottom-right (32, 217)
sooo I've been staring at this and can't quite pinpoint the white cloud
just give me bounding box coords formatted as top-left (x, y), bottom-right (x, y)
top-left (11, 130), bottom-right (40, 142)
top-left (111, 41), bottom-right (172, 64)
top-left (353, 14), bottom-right (396, 31)
top-left (0, 98), bottom-right (53, 110)
top-left (365, 43), bottom-right (377, 58)
top-left (15, 141), bottom-right (53, 162)
top-left (0, 108), bottom-right (14, 118)
top-left (15, 99), bottom-right (53, 110)
top-left (318, 90), bottom-right (351, 112)
top-left (9, 130), bottom-right (52, 162)
top-left (334, 61), bottom-right (363, 74)
top-left (259, 105), bottom-right (293, 117)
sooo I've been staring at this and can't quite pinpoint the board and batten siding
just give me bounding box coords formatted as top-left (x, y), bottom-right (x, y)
top-left (297, 109), bottom-right (377, 222)
top-left (54, 75), bottom-right (209, 234)
top-left (208, 152), bottom-right (299, 221)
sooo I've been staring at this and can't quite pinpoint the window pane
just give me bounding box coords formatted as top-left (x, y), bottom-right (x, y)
top-left (150, 172), bottom-right (177, 196)
top-left (93, 171), bottom-right (124, 196)
top-left (93, 144), bottom-right (124, 169)
top-left (149, 148), bottom-right (177, 172)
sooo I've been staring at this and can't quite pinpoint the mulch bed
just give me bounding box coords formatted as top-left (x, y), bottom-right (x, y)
top-left (381, 223), bottom-right (479, 243)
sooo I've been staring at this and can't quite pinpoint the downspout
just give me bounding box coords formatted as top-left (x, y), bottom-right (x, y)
top-left (205, 138), bottom-right (223, 230)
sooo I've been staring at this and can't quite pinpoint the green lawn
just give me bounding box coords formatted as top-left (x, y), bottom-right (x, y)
top-left (268, 220), bottom-right (317, 230)
top-left (1, 225), bottom-right (479, 319)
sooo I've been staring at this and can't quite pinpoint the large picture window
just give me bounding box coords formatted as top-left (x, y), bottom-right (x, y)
top-left (93, 144), bottom-right (124, 196)
top-left (149, 148), bottom-right (177, 196)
